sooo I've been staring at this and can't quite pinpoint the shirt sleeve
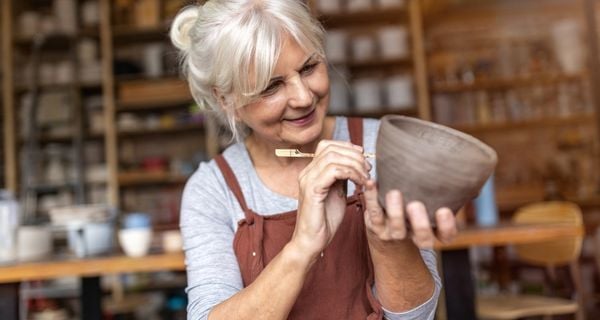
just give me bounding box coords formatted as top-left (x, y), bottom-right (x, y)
top-left (180, 162), bottom-right (244, 320)
top-left (378, 249), bottom-right (442, 320)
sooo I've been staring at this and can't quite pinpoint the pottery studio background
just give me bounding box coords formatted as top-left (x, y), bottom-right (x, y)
top-left (2, 0), bottom-right (600, 319)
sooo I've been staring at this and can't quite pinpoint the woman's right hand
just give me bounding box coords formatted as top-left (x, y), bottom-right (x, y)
top-left (291, 140), bottom-right (371, 261)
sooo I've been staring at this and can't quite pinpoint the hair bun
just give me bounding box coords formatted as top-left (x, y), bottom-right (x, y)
top-left (170, 6), bottom-right (199, 52)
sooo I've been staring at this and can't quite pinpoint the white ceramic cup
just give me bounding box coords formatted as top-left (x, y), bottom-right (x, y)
top-left (162, 230), bottom-right (183, 253)
top-left (119, 228), bottom-right (153, 257)
top-left (385, 74), bottom-right (414, 109)
top-left (352, 78), bottom-right (382, 111)
top-left (325, 30), bottom-right (348, 64)
top-left (329, 78), bottom-right (350, 114)
top-left (54, 0), bottom-right (77, 34)
top-left (19, 11), bottom-right (40, 38)
top-left (347, 0), bottom-right (372, 12)
top-left (143, 43), bottom-right (165, 78)
top-left (378, 26), bottom-right (409, 59)
top-left (316, 0), bottom-right (342, 13)
top-left (377, 0), bottom-right (406, 8)
top-left (17, 226), bottom-right (53, 262)
top-left (352, 35), bottom-right (376, 61)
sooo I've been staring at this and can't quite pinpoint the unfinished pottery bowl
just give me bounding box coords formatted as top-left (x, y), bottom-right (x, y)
top-left (376, 115), bottom-right (498, 219)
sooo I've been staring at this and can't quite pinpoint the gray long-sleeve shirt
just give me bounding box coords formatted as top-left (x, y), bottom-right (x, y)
top-left (180, 117), bottom-right (442, 319)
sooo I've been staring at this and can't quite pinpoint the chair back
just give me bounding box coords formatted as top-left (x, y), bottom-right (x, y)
top-left (513, 201), bottom-right (583, 266)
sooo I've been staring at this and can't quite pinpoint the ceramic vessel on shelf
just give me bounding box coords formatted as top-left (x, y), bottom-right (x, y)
top-left (375, 115), bottom-right (498, 221)
top-left (119, 213), bottom-right (153, 258)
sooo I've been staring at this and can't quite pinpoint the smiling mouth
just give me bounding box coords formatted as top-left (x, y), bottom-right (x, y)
top-left (286, 108), bottom-right (317, 126)
top-left (289, 109), bottom-right (315, 121)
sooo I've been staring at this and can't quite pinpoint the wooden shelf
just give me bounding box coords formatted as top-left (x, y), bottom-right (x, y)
top-left (452, 114), bottom-right (594, 134)
top-left (117, 123), bottom-right (204, 138)
top-left (112, 24), bottom-right (170, 44)
top-left (15, 82), bottom-right (102, 94)
top-left (317, 6), bottom-right (408, 28)
top-left (331, 107), bottom-right (418, 119)
top-left (13, 33), bottom-right (75, 50)
top-left (117, 97), bottom-right (194, 112)
top-left (432, 73), bottom-right (586, 93)
top-left (19, 132), bottom-right (104, 145)
top-left (118, 171), bottom-right (188, 187)
top-left (339, 57), bottom-right (412, 70)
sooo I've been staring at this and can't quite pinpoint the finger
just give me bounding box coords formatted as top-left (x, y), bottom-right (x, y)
top-left (435, 207), bottom-right (457, 243)
top-left (312, 163), bottom-right (369, 193)
top-left (406, 201), bottom-right (435, 248)
top-left (363, 180), bottom-right (386, 235)
top-left (316, 151), bottom-right (370, 181)
top-left (385, 190), bottom-right (406, 240)
top-left (315, 142), bottom-right (370, 172)
top-left (315, 140), bottom-right (364, 155)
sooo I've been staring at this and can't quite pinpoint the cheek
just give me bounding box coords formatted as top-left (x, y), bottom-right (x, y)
top-left (309, 74), bottom-right (330, 98)
top-left (240, 97), bottom-right (287, 125)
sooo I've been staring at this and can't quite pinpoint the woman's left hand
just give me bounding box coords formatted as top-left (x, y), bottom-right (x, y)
top-left (362, 180), bottom-right (458, 249)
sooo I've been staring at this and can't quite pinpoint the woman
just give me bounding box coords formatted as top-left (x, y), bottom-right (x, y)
top-left (170, 1), bottom-right (457, 319)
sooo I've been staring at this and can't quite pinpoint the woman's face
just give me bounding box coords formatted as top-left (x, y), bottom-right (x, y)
top-left (235, 35), bottom-right (330, 148)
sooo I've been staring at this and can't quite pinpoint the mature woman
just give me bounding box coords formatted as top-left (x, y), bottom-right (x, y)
top-left (170, 1), bottom-right (457, 319)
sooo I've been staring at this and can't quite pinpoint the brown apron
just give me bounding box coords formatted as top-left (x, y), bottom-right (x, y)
top-left (215, 118), bottom-right (383, 320)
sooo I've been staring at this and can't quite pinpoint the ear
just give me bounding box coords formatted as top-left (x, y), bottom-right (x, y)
top-left (212, 88), bottom-right (241, 122)
top-left (212, 87), bottom-right (227, 111)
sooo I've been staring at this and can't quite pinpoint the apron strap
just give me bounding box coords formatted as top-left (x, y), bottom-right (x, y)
top-left (215, 155), bottom-right (251, 216)
top-left (348, 117), bottom-right (365, 197)
top-left (347, 117), bottom-right (363, 147)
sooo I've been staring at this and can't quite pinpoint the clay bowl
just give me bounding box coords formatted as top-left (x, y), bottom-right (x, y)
top-left (376, 115), bottom-right (498, 220)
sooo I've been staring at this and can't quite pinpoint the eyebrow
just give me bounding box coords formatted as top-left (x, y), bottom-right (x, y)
top-left (268, 53), bottom-right (319, 84)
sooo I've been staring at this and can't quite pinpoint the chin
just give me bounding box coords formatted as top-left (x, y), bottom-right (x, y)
top-left (292, 117), bottom-right (327, 146)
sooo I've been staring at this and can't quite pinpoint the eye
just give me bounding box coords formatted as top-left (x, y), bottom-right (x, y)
top-left (260, 80), bottom-right (284, 97)
top-left (300, 62), bottom-right (319, 76)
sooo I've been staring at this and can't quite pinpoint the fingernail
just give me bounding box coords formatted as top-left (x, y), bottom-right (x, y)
top-left (441, 208), bottom-right (452, 220)
top-left (407, 201), bottom-right (423, 212)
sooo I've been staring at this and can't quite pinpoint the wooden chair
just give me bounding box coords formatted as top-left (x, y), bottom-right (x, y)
top-left (476, 201), bottom-right (585, 320)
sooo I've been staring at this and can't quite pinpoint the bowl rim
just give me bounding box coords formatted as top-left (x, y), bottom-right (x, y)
top-left (380, 115), bottom-right (498, 162)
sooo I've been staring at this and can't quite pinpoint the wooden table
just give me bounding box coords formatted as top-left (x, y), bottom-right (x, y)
top-left (0, 223), bottom-right (582, 320)
top-left (435, 222), bottom-right (584, 320)
top-left (0, 252), bottom-right (185, 320)
top-left (0, 252), bottom-right (185, 283)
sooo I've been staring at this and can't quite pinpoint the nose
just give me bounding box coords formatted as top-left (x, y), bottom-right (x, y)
top-left (288, 74), bottom-right (313, 108)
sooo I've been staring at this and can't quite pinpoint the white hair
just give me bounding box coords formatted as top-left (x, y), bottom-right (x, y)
top-left (170, 0), bottom-right (325, 141)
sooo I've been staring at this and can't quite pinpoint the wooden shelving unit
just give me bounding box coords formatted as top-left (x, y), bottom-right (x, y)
top-left (425, 0), bottom-right (600, 207)
top-left (309, 0), bottom-right (431, 119)
top-left (0, 0), bottom-right (211, 225)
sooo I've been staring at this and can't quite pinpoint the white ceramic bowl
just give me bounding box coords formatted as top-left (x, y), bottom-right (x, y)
top-left (118, 228), bottom-right (152, 258)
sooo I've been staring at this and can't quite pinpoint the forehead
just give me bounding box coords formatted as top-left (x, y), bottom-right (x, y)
top-left (272, 35), bottom-right (311, 74)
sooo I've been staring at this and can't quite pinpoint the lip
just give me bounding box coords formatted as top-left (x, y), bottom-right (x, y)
top-left (285, 108), bottom-right (317, 126)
